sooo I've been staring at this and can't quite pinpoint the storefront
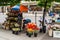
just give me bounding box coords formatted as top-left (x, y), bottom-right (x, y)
top-left (48, 2), bottom-right (60, 38)
top-left (20, 1), bottom-right (43, 13)
top-left (51, 2), bottom-right (60, 14)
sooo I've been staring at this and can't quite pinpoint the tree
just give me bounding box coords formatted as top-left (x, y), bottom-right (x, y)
top-left (38, 0), bottom-right (60, 33)
top-left (0, 0), bottom-right (20, 13)
top-left (9, 0), bottom-right (20, 6)
top-left (0, 0), bottom-right (20, 6)
top-left (0, 0), bottom-right (10, 13)
top-left (25, 0), bottom-right (39, 1)
top-left (0, 0), bottom-right (10, 6)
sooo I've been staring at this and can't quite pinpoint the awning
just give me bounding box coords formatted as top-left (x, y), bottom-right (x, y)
top-left (54, 8), bottom-right (60, 9)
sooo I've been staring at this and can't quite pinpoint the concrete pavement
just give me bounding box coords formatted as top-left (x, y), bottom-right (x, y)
top-left (42, 34), bottom-right (60, 40)
top-left (0, 29), bottom-right (46, 40)
top-left (0, 29), bottom-right (60, 40)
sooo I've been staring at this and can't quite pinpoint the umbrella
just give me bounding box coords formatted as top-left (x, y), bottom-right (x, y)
top-left (12, 4), bottom-right (28, 12)
top-left (12, 5), bottom-right (19, 10)
top-left (12, 4), bottom-right (20, 10)
top-left (23, 19), bottom-right (31, 24)
top-left (24, 19), bottom-right (31, 22)
top-left (20, 5), bottom-right (28, 12)
top-left (25, 19), bottom-right (31, 22)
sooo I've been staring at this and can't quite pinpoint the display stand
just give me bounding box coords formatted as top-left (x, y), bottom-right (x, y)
top-left (4, 10), bottom-right (22, 35)
top-left (48, 22), bottom-right (60, 38)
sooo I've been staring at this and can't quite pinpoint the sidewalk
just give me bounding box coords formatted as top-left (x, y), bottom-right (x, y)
top-left (0, 28), bottom-right (60, 40)
top-left (0, 29), bottom-right (46, 40)
top-left (42, 34), bottom-right (60, 40)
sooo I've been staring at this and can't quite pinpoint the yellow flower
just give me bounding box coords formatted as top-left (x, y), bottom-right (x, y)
top-left (27, 29), bottom-right (34, 32)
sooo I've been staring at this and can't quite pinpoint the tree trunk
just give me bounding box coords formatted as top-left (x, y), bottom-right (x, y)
top-left (35, 12), bottom-right (37, 24)
top-left (2, 6), bottom-right (4, 13)
top-left (42, 0), bottom-right (47, 33)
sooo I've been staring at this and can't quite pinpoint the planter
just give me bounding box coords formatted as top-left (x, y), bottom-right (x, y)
top-left (27, 32), bottom-right (33, 37)
top-left (12, 31), bottom-right (19, 35)
top-left (34, 33), bottom-right (37, 37)
top-left (15, 31), bottom-right (19, 35)
top-left (26, 31), bottom-right (28, 35)
top-left (43, 26), bottom-right (46, 33)
top-left (28, 33), bottom-right (32, 37)
top-left (12, 31), bottom-right (15, 34)
top-left (34, 30), bottom-right (38, 37)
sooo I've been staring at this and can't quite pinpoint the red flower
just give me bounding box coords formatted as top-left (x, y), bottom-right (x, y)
top-left (26, 23), bottom-right (39, 30)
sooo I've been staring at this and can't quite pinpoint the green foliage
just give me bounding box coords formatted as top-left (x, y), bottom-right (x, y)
top-left (38, 0), bottom-right (60, 27)
top-left (38, 0), bottom-right (52, 7)
top-left (0, 0), bottom-right (10, 6)
top-left (0, 0), bottom-right (20, 6)
top-left (55, 0), bottom-right (60, 2)
top-left (10, 0), bottom-right (20, 6)
top-left (31, 0), bottom-right (39, 1)
top-left (25, 0), bottom-right (39, 1)
top-left (38, 0), bottom-right (60, 8)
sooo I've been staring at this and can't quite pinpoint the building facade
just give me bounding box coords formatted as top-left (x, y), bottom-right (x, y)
top-left (20, 0), bottom-right (43, 13)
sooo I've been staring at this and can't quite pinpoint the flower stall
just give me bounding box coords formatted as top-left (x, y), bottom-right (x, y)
top-left (26, 23), bottom-right (39, 37)
top-left (48, 24), bottom-right (60, 38)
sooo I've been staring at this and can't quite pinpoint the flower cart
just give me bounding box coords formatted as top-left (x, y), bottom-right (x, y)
top-left (3, 10), bottom-right (21, 35)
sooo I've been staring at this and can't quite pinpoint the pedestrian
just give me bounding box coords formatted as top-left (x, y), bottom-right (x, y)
top-left (52, 17), bottom-right (55, 25)
top-left (18, 11), bottom-right (23, 32)
top-left (39, 20), bottom-right (42, 32)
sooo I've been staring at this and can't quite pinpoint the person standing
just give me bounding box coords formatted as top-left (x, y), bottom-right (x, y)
top-left (39, 16), bottom-right (43, 32)
top-left (18, 11), bottom-right (23, 31)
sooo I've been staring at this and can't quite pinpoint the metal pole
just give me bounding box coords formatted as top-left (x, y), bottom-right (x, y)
top-left (35, 12), bottom-right (37, 24)
top-left (21, 12), bottom-right (23, 31)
